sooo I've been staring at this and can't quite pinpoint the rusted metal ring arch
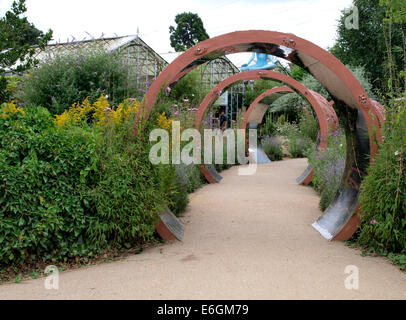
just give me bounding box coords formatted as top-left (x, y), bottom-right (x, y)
top-left (243, 85), bottom-right (295, 167)
top-left (243, 84), bottom-right (339, 185)
top-left (142, 30), bottom-right (383, 241)
top-left (242, 86), bottom-right (295, 131)
top-left (193, 70), bottom-right (339, 185)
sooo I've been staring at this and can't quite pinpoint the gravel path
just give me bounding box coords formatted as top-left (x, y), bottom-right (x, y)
top-left (0, 159), bottom-right (405, 299)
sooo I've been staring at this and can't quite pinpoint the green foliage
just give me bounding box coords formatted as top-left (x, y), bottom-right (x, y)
top-left (213, 147), bottom-right (234, 172)
top-left (274, 115), bottom-right (296, 136)
top-left (0, 103), bottom-right (172, 267)
top-left (306, 129), bottom-right (346, 210)
top-left (298, 108), bottom-right (318, 142)
top-left (349, 65), bottom-right (375, 98)
top-left (169, 66), bottom-right (209, 105)
top-left (169, 12), bottom-right (209, 52)
top-left (0, 76), bottom-right (8, 104)
top-left (262, 113), bottom-right (276, 137)
top-left (386, 252), bottom-right (406, 270)
top-left (243, 80), bottom-right (280, 106)
top-left (261, 136), bottom-right (283, 161)
top-left (269, 92), bottom-right (302, 121)
top-left (289, 64), bottom-right (309, 81)
top-left (357, 99), bottom-right (406, 254)
top-left (269, 73), bottom-right (329, 122)
top-left (0, 106), bottom-right (99, 266)
top-left (273, 117), bottom-right (310, 158)
top-left (329, 0), bottom-right (405, 94)
top-left (169, 165), bottom-right (190, 215)
top-left (87, 117), bottom-right (171, 248)
top-left (168, 164), bottom-right (204, 215)
top-left (270, 65), bottom-right (371, 123)
top-left (379, 0), bottom-right (406, 23)
top-left (0, 0), bottom-right (52, 75)
top-left (181, 164), bottom-right (205, 193)
top-left (287, 132), bottom-right (309, 158)
top-left (0, 75), bottom-right (22, 103)
top-left (301, 74), bottom-right (330, 99)
top-left (19, 48), bottom-right (135, 114)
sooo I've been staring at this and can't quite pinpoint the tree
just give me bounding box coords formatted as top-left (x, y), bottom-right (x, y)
top-left (0, 0), bottom-right (52, 103)
top-left (379, 0), bottom-right (406, 95)
top-left (169, 12), bottom-right (209, 52)
top-left (329, 0), bottom-right (405, 94)
top-left (169, 66), bottom-right (209, 106)
top-left (0, 0), bottom-right (52, 74)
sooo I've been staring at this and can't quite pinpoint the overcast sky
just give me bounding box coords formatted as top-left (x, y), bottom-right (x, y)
top-left (0, 0), bottom-right (353, 66)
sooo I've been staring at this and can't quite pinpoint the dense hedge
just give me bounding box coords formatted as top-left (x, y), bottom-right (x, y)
top-left (0, 106), bottom-right (98, 265)
top-left (0, 102), bottom-right (172, 267)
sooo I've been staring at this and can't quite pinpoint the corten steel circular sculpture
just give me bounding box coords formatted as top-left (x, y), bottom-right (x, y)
top-left (142, 30), bottom-right (383, 242)
top-left (193, 70), bottom-right (339, 185)
top-left (243, 85), bottom-right (295, 165)
top-left (242, 86), bottom-right (295, 132)
top-left (243, 85), bottom-right (338, 185)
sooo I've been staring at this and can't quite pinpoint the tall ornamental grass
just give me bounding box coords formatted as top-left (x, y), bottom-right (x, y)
top-left (357, 98), bottom-right (405, 259)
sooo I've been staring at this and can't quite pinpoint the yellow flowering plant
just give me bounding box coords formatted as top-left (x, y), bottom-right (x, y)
top-left (54, 95), bottom-right (140, 128)
top-left (0, 101), bottom-right (25, 119)
top-left (156, 112), bottom-right (173, 131)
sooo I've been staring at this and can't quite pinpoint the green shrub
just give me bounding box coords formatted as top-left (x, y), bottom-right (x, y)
top-left (87, 117), bottom-right (171, 248)
top-left (243, 80), bottom-right (280, 106)
top-left (298, 108), bottom-right (318, 142)
top-left (261, 136), bottom-right (283, 161)
top-left (356, 99), bottom-right (405, 255)
top-left (289, 65), bottom-right (309, 81)
top-left (262, 113), bottom-right (276, 137)
top-left (19, 48), bottom-right (136, 114)
top-left (169, 165), bottom-right (190, 215)
top-left (275, 115), bottom-right (298, 137)
top-left (306, 128), bottom-right (346, 210)
top-left (287, 133), bottom-right (309, 158)
top-left (0, 102), bottom-right (173, 267)
top-left (0, 75), bottom-right (22, 104)
top-left (0, 106), bottom-right (99, 265)
top-left (169, 66), bottom-right (210, 106)
top-left (168, 163), bottom-right (205, 215)
top-left (182, 164), bottom-right (205, 193)
top-left (269, 93), bottom-right (303, 121)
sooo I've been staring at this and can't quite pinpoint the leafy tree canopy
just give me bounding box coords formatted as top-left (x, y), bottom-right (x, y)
top-left (379, 0), bottom-right (406, 23)
top-left (329, 0), bottom-right (405, 94)
top-left (169, 12), bottom-right (209, 52)
top-left (0, 0), bottom-right (53, 75)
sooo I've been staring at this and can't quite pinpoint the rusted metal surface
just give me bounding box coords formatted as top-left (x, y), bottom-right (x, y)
top-left (141, 30), bottom-right (382, 241)
top-left (155, 207), bottom-right (184, 241)
top-left (242, 84), bottom-right (338, 185)
top-left (243, 86), bottom-right (295, 129)
top-left (194, 70), bottom-right (339, 185)
top-left (370, 99), bottom-right (385, 130)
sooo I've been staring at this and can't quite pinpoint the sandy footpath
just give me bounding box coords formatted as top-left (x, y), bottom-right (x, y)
top-left (0, 158), bottom-right (405, 299)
